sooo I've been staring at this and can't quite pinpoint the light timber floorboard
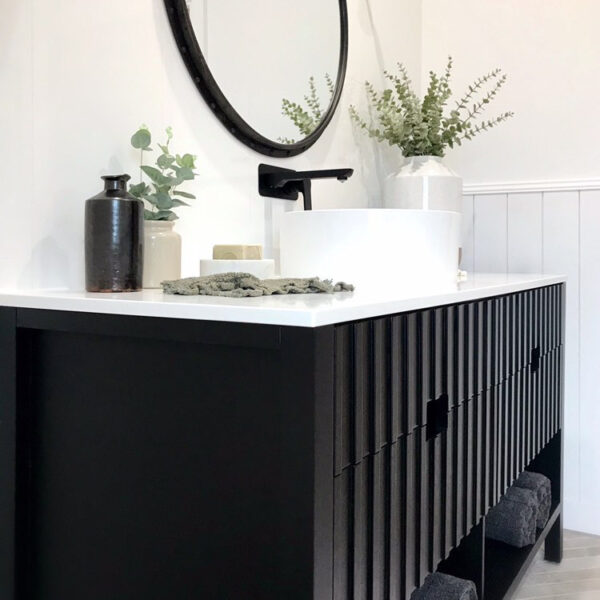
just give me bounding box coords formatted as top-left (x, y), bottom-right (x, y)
top-left (515, 530), bottom-right (600, 600)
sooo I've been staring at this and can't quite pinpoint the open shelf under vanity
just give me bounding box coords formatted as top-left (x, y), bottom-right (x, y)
top-left (439, 433), bottom-right (563, 600)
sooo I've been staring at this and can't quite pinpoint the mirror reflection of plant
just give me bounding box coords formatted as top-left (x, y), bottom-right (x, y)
top-left (129, 125), bottom-right (198, 221)
top-left (279, 74), bottom-right (335, 144)
top-left (350, 57), bottom-right (514, 157)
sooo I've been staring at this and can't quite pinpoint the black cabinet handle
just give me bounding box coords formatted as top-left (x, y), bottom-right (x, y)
top-left (427, 394), bottom-right (449, 440)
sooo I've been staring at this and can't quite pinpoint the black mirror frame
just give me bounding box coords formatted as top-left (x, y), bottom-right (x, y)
top-left (163, 0), bottom-right (349, 158)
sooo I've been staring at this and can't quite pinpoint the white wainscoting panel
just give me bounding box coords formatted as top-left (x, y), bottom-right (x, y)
top-left (576, 191), bottom-right (600, 533)
top-left (460, 195), bottom-right (474, 272)
top-left (462, 186), bottom-right (600, 535)
top-left (473, 194), bottom-right (508, 273)
top-left (542, 191), bottom-right (580, 509)
top-left (507, 193), bottom-right (543, 273)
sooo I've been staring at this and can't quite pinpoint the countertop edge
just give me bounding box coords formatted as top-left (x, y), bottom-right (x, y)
top-left (0, 275), bottom-right (567, 328)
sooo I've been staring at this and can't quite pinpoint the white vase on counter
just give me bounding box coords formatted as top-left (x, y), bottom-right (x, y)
top-left (143, 221), bottom-right (182, 288)
top-left (383, 155), bottom-right (463, 213)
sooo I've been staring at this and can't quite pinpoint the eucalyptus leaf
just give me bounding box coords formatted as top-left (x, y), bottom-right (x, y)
top-left (155, 210), bottom-right (179, 221)
top-left (180, 153), bottom-right (196, 169)
top-left (131, 126), bottom-right (196, 222)
top-left (129, 182), bottom-right (147, 197)
top-left (156, 154), bottom-right (175, 170)
top-left (173, 190), bottom-right (196, 199)
top-left (131, 128), bottom-right (152, 150)
top-left (140, 165), bottom-right (174, 187)
top-left (155, 190), bottom-right (173, 210)
top-left (142, 194), bottom-right (158, 206)
top-left (171, 198), bottom-right (190, 207)
top-left (350, 58), bottom-right (513, 157)
top-left (174, 166), bottom-right (194, 182)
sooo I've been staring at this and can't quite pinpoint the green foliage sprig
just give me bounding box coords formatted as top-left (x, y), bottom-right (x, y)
top-left (350, 57), bottom-right (514, 157)
top-left (279, 74), bottom-right (335, 144)
top-left (129, 125), bottom-right (198, 221)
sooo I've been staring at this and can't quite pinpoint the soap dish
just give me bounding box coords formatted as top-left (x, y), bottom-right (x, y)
top-left (200, 259), bottom-right (275, 279)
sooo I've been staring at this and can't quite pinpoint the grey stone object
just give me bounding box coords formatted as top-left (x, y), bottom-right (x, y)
top-left (410, 572), bottom-right (478, 600)
top-left (486, 486), bottom-right (538, 548)
top-left (514, 471), bottom-right (552, 529)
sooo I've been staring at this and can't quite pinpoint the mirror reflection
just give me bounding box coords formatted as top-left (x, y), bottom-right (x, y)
top-left (188, 0), bottom-right (341, 143)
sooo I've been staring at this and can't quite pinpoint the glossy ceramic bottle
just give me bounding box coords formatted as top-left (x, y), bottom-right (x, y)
top-left (85, 174), bottom-right (144, 292)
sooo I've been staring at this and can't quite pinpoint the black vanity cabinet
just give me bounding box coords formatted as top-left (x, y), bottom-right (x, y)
top-left (0, 283), bottom-right (564, 600)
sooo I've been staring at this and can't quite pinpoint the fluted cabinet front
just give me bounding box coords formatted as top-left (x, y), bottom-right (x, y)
top-left (332, 285), bottom-right (563, 600)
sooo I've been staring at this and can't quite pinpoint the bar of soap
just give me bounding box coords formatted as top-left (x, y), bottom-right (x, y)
top-left (212, 245), bottom-right (263, 260)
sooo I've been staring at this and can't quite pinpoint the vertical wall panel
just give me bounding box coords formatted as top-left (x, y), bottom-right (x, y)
top-left (507, 193), bottom-right (543, 272)
top-left (579, 191), bottom-right (600, 508)
top-left (543, 191), bottom-right (580, 507)
top-left (461, 195), bottom-right (475, 272)
top-left (474, 194), bottom-right (508, 273)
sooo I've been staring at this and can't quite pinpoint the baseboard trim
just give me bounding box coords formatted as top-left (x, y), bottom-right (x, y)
top-left (564, 498), bottom-right (600, 536)
top-left (463, 178), bottom-right (600, 196)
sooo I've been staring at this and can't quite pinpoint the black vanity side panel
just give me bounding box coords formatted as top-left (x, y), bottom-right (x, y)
top-left (9, 312), bottom-right (334, 600)
top-left (0, 308), bottom-right (16, 598)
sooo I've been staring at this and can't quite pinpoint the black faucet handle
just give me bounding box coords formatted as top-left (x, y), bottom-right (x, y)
top-left (258, 163), bottom-right (354, 211)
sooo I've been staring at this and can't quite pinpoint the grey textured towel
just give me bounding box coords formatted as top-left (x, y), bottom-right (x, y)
top-left (514, 471), bottom-right (552, 529)
top-left (411, 573), bottom-right (478, 600)
top-left (161, 272), bottom-right (354, 297)
top-left (486, 486), bottom-right (538, 548)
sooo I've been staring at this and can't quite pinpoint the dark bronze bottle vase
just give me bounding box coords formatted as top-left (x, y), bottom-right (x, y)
top-left (85, 174), bottom-right (144, 292)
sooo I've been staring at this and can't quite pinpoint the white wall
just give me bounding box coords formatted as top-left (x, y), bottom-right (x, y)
top-left (0, 0), bottom-right (421, 290)
top-left (437, 1), bottom-right (600, 535)
top-left (5, 0), bottom-right (595, 535)
top-left (421, 0), bottom-right (600, 186)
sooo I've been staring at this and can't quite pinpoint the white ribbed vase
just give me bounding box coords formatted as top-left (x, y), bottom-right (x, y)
top-left (143, 221), bottom-right (182, 288)
top-left (383, 155), bottom-right (463, 213)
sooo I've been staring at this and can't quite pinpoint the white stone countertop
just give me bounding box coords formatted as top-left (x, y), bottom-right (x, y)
top-left (0, 273), bottom-right (566, 328)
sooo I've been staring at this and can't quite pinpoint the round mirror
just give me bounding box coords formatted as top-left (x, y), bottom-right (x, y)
top-left (164, 0), bottom-right (348, 157)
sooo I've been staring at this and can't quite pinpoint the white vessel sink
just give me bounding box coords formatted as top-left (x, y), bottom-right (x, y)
top-left (279, 209), bottom-right (461, 286)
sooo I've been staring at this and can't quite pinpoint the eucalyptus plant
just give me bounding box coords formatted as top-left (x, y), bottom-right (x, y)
top-left (129, 125), bottom-right (198, 221)
top-left (350, 57), bottom-right (514, 157)
top-left (279, 74), bottom-right (334, 144)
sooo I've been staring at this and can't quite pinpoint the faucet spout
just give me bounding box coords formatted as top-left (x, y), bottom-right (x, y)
top-left (258, 164), bottom-right (354, 210)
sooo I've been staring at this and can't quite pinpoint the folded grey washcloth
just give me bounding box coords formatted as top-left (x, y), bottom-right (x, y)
top-left (514, 471), bottom-right (552, 529)
top-left (411, 573), bottom-right (478, 600)
top-left (486, 486), bottom-right (538, 548)
top-left (161, 272), bottom-right (355, 297)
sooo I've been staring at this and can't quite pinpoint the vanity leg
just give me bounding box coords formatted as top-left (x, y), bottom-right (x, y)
top-left (544, 513), bottom-right (563, 563)
top-left (0, 308), bottom-right (17, 599)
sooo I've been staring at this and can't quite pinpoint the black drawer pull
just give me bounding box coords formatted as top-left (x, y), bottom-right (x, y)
top-left (531, 346), bottom-right (540, 374)
top-left (427, 394), bottom-right (449, 440)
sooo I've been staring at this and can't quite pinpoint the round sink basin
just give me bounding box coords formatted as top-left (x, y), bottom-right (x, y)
top-left (279, 209), bottom-right (461, 286)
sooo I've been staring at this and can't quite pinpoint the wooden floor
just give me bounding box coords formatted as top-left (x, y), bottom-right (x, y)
top-left (514, 530), bottom-right (600, 600)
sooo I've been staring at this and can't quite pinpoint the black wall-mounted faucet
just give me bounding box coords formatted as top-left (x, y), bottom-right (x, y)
top-left (258, 164), bottom-right (354, 210)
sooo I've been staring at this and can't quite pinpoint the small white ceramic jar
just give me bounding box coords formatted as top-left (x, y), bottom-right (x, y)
top-left (143, 221), bottom-right (182, 288)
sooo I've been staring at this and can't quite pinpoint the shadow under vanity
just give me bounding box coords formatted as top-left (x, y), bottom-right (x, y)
top-left (0, 278), bottom-right (563, 599)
